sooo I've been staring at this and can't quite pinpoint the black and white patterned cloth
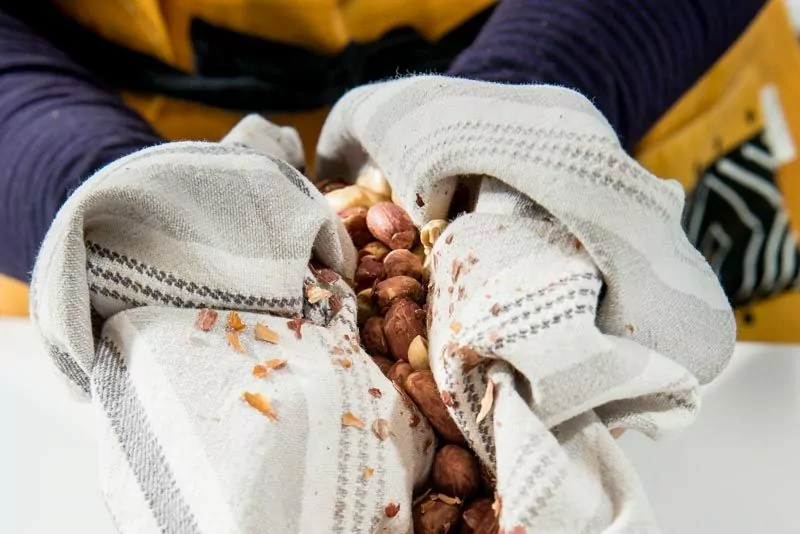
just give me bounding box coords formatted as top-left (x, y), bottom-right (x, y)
top-left (685, 132), bottom-right (800, 305)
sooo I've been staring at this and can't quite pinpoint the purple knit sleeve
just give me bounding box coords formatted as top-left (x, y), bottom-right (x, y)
top-left (0, 11), bottom-right (162, 282)
top-left (448, 0), bottom-right (767, 148)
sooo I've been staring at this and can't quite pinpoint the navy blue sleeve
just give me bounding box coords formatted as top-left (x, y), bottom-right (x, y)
top-left (448, 0), bottom-right (767, 148)
top-left (0, 10), bottom-right (162, 281)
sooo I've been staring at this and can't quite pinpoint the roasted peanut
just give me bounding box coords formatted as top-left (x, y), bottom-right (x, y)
top-left (384, 299), bottom-right (425, 361)
top-left (367, 202), bottom-right (418, 250)
top-left (405, 371), bottom-right (465, 444)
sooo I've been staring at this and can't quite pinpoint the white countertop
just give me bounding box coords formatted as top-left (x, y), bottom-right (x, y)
top-left (1, 318), bottom-right (798, 533)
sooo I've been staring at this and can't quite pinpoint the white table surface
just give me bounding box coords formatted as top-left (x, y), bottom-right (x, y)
top-left (1, 318), bottom-right (798, 533)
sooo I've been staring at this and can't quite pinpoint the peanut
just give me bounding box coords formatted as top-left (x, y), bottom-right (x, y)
top-left (362, 317), bottom-right (388, 355)
top-left (366, 202), bottom-right (418, 250)
top-left (387, 361), bottom-right (413, 385)
top-left (413, 495), bottom-right (461, 534)
top-left (355, 255), bottom-right (385, 290)
top-left (405, 371), bottom-right (465, 444)
top-left (420, 219), bottom-right (448, 253)
top-left (432, 445), bottom-right (480, 499)
top-left (340, 207), bottom-right (373, 248)
top-left (317, 179), bottom-right (348, 194)
top-left (325, 185), bottom-right (377, 212)
top-left (359, 241), bottom-right (391, 261)
top-left (383, 249), bottom-right (424, 280)
top-left (383, 299), bottom-right (425, 361)
top-left (357, 288), bottom-right (377, 325)
top-left (374, 276), bottom-right (423, 311)
top-left (356, 165), bottom-right (392, 197)
top-left (460, 498), bottom-right (499, 534)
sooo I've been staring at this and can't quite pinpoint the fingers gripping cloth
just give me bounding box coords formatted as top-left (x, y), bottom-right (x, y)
top-left (30, 117), bottom-right (436, 533)
top-left (316, 76), bottom-right (735, 531)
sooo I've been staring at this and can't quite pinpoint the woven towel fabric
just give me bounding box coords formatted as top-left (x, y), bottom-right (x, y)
top-left (30, 75), bottom-right (735, 533)
top-left (30, 115), bottom-right (435, 533)
top-left (316, 75), bottom-right (735, 532)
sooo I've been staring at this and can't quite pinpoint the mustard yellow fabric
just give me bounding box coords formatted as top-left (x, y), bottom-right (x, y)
top-left (636, 0), bottom-right (800, 342)
top-left (0, 276), bottom-right (28, 316)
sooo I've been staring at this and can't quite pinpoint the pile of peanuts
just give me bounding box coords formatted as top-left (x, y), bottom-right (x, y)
top-left (318, 168), bottom-right (499, 534)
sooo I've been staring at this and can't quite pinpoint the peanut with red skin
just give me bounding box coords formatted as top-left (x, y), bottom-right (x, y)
top-left (374, 276), bottom-right (424, 311)
top-left (405, 371), bottom-right (465, 445)
top-left (388, 361), bottom-right (413, 385)
top-left (340, 207), bottom-right (373, 248)
top-left (357, 288), bottom-right (377, 325)
top-left (413, 496), bottom-right (461, 534)
top-left (383, 249), bottom-right (424, 280)
top-left (367, 202), bottom-right (418, 250)
top-left (460, 498), bottom-right (499, 534)
top-left (383, 299), bottom-right (425, 361)
top-left (362, 317), bottom-right (388, 355)
top-left (432, 445), bottom-right (480, 499)
top-left (355, 255), bottom-right (385, 290)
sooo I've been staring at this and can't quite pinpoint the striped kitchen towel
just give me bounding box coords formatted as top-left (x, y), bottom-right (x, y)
top-left (317, 76), bottom-right (735, 532)
top-left (30, 116), bottom-right (435, 533)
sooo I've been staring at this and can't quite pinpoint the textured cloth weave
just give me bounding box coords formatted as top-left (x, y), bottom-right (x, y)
top-left (30, 116), bottom-right (434, 533)
top-left (317, 75), bottom-right (735, 531)
top-left (31, 76), bottom-right (734, 533)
